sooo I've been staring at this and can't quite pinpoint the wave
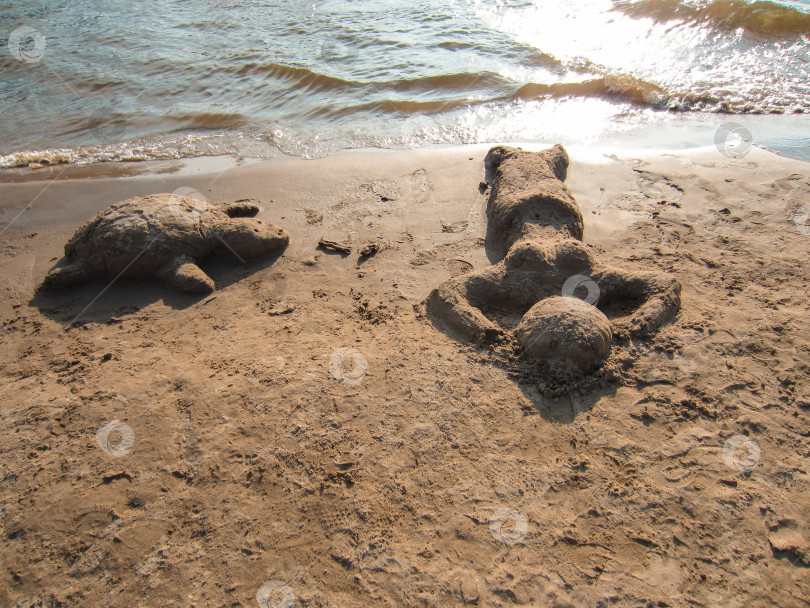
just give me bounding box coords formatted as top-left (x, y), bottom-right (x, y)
top-left (320, 97), bottom-right (472, 118)
top-left (0, 146), bottom-right (172, 170)
top-left (234, 62), bottom-right (361, 92)
top-left (231, 63), bottom-right (510, 98)
top-left (165, 112), bottom-right (248, 130)
top-left (512, 73), bottom-right (810, 112)
top-left (514, 75), bottom-right (673, 108)
top-left (612, 0), bottom-right (810, 37)
top-left (327, 70), bottom-right (805, 118)
top-left (321, 74), bottom-right (720, 118)
top-left (388, 71), bottom-right (508, 93)
top-left (0, 128), bottom-right (275, 170)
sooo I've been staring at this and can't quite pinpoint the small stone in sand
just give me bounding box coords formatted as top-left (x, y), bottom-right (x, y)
top-left (318, 238), bottom-right (352, 255)
top-left (359, 242), bottom-right (380, 258)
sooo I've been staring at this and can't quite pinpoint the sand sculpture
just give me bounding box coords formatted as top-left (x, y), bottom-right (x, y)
top-left (38, 194), bottom-right (289, 295)
top-left (426, 144), bottom-right (681, 375)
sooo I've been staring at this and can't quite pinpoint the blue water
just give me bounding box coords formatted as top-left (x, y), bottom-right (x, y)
top-left (1, 0), bottom-right (809, 166)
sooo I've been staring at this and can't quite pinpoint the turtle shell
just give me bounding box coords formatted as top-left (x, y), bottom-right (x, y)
top-left (64, 194), bottom-right (226, 278)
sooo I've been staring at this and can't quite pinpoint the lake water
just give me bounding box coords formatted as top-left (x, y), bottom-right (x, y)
top-left (2, 0), bottom-right (809, 167)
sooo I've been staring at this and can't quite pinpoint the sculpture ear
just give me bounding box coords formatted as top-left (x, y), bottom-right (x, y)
top-left (484, 146), bottom-right (509, 172)
top-left (541, 144), bottom-right (569, 181)
top-left (222, 200), bottom-right (260, 218)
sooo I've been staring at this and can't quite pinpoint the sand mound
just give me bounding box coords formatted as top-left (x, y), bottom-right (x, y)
top-left (425, 144), bottom-right (680, 383)
top-left (516, 296), bottom-right (612, 374)
top-left (39, 194), bottom-right (289, 294)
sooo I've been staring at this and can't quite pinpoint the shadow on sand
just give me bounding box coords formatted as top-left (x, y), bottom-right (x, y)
top-left (29, 252), bottom-right (285, 326)
top-left (516, 380), bottom-right (618, 424)
top-left (423, 304), bottom-right (620, 424)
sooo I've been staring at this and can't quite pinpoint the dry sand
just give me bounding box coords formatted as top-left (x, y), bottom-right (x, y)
top-left (0, 144), bottom-right (808, 608)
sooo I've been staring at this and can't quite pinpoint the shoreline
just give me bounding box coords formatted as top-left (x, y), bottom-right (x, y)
top-left (3, 110), bottom-right (810, 177)
top-left (2, 141), bottom-right (808, 237)
top-left (1, 143), bottom-right (809, 607)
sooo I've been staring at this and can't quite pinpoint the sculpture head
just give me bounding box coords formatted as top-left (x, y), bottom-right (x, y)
top-left (484, 143), bottom-right (569, 181)
top-left (214, 218), bottom-right (290, 259)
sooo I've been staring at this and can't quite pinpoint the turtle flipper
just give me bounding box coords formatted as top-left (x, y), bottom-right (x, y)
top-left (157, 256), bottom-right (215, 294)
top-left (39, 261), bottom-right (92, 292)
top-left (222, 200), bottom-right (260, 218)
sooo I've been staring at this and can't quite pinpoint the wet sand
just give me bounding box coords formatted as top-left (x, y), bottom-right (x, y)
top-left (1, 145), bottom-right (809, 607)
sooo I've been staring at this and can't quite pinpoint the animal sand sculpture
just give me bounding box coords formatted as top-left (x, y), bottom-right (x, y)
top-left (39, 194), bottom-right (289, 295)
top-left (426, 144), bottom-right (681, 376)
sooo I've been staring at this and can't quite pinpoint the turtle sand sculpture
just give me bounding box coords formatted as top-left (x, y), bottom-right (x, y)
top-left (39, 194), bottom-right (289, 295)
top-left (425, 144), bottom-right (681, 375)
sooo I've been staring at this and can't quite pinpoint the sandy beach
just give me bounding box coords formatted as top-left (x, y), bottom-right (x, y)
top-left (1, 144), bottom-right (809, 607)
